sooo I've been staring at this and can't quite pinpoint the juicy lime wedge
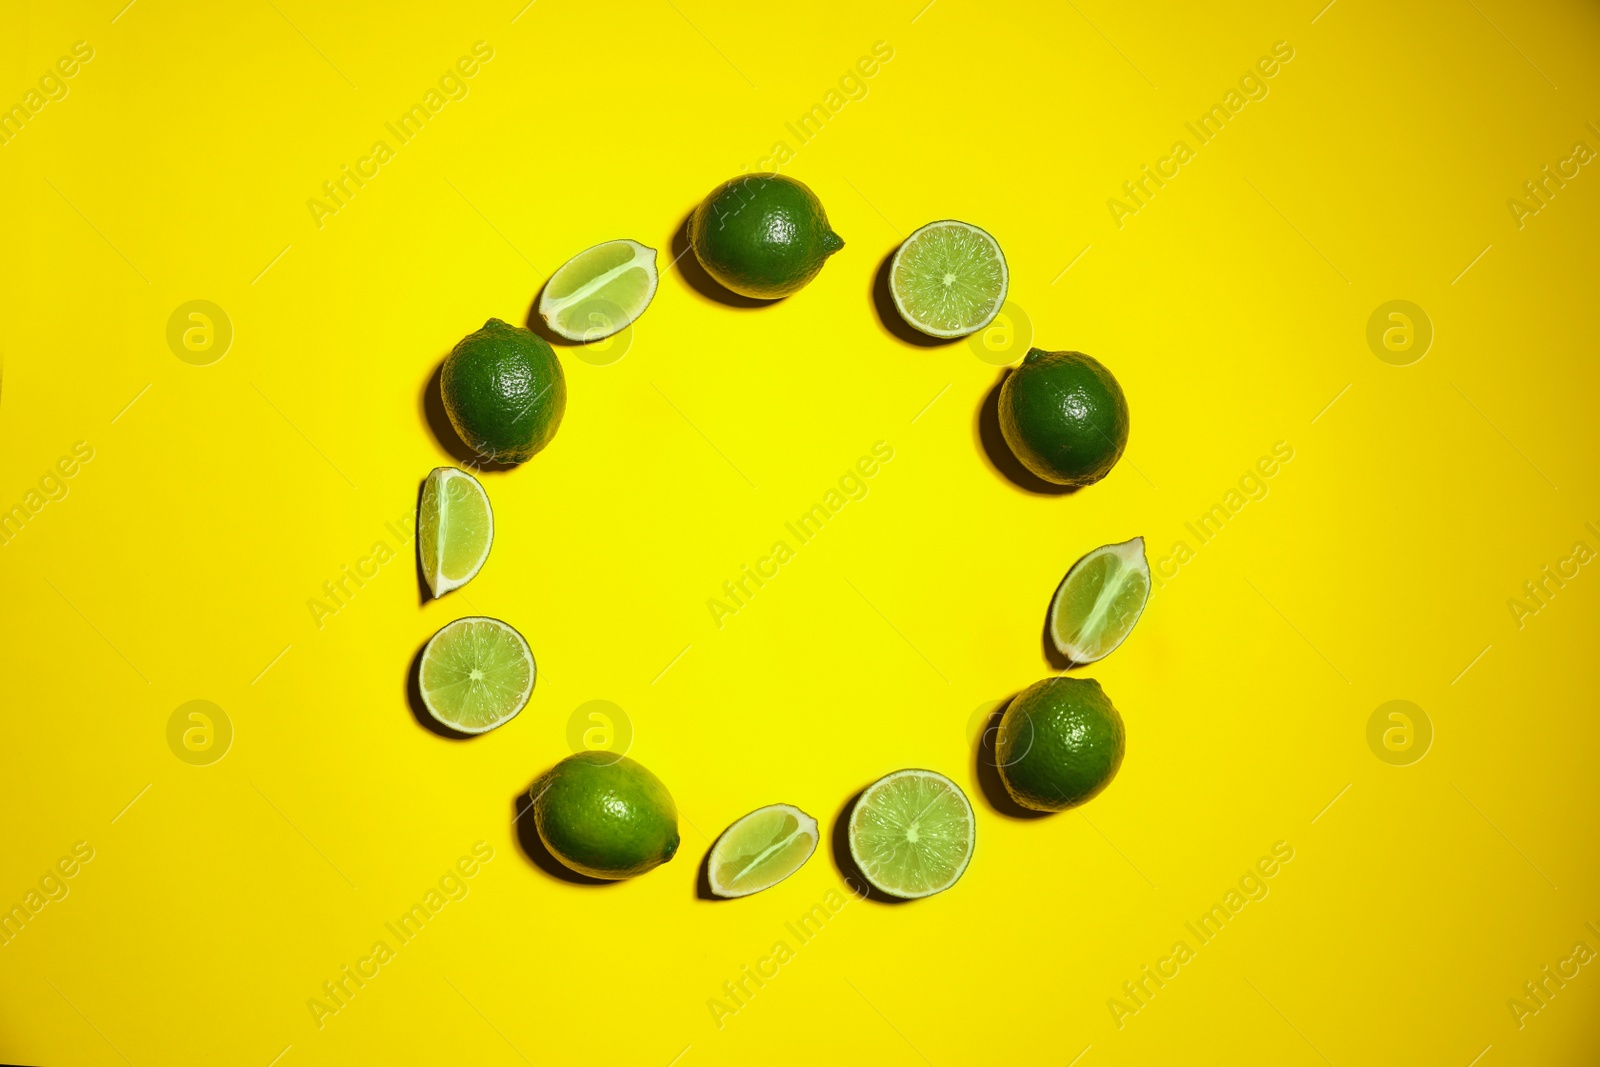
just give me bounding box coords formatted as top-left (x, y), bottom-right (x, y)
top-left (888, 220), bottom-right (1008, 339)
top-left (1049, 536), bottom-right (1150, 664)
top-left (538, 239), bottom-right (658, 342)
top-left (848, 769), bottom-right (975, 899)
top-left (418, 467), bottom-right (493, 598)
top-left (708, 803), bottom-right (819, 898)
top-left (418, 617), bottom-right (535, 734)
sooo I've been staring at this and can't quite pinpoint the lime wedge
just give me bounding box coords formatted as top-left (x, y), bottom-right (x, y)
top-left (538, 239), bottom-right (658, 342)
top-left (418, 468), bottom-right (493, 599)
top-left (888, 220), bottom-right (1008, 339)
top-left (1048, 536), bottom-right (1150, 665)
top-left (707, 804), bottom-right (818, 898)
top-left (847, 769), bottom-right (975, 899)
top-left (418, 617), bottom-right (535, 734)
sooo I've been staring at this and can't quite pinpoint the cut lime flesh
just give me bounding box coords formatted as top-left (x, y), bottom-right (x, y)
top-left (1049, 536), bottom-right (1150, 664)
top-left (848, 769), bottom-right (975, 899)
top-left (419, 467), bottom-right (493, 598)
top-left (889, 220), bottom-right (1008, 339)
top-left (708, 804), bottom-right (818, 898)
top-left (419, 617), bottom-right (534, 734)
top-left (539, 239), bottom-right (658, 342)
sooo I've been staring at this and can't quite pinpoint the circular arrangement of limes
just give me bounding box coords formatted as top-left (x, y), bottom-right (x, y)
top-left (413, 172), bottom-right (1141, 899)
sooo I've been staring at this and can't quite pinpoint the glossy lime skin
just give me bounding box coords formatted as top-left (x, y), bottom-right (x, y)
top-left (532, 752), bottom-right (680, 879)
top-left (689, 174), bottom-right (844, 299)
top-left (996, 677), bottom-right (1125, 811)
top-left (999, 348), bottom-right (1129, 487)
top-left (441, 319), bottom-right (566, 464)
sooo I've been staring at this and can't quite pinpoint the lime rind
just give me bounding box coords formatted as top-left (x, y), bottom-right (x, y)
top-left (538, 239), bottom-right (658, 342)
top-left (889, 220), bottom-right (1009, 339)
top-left (1048, 537), bottom-right (1150, 664)
top-left (847, 769), bottom-right (975, 899)
top-left (708, 803), bottom-right (819, 898)
top-left (419, 616), bottom-right (535, 735)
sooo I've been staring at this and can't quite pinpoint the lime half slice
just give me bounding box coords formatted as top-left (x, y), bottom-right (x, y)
top-left (538, 239), bottom-right (658, 342)
top-left (848, 769), bottom-right (975, 899)
top-left (419, 617), bottom-right (535, 734)
top-left (1048, 536), bottom-right (1150, 665)
top-left (707, 804), bottom-right (818, 898)
top-left (418, 467), bottom-right (493, 598)
top-left (888, 220), bottom-right (1008, 339)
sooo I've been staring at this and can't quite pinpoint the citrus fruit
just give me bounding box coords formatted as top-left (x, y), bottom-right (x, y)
top-left (996, 677), bottom-right (1125, 812)
top-left (417, 467), bottom-right (493, 598)
top-left (440, 318), bottom-right (566, 464)
top-left (532, 752), bottom-right (680, 880)
top-left (847, 769), bottom-right (975, 899)
top-left (889, 220), bottom-right (1008, 338)
top-left (418, 617), bottom-right (535, 735)
top-left (1049, 537), bottom-right (1150, 664)
top-left (999, 348), bottom-right (1129, 487)
top-left (538, 239), bottom-right (658, 342)
top-left (707, 803), bottom-right (818, 898)
top-left (689, 173), bottom-right (844, 299)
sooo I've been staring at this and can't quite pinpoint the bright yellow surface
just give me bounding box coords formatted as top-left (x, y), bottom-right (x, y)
top-left (3, 1), bottom-right (1599, 1063)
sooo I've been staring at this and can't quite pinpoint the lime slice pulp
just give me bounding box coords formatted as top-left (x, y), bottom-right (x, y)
top-left (419, 467), bottom-right (493, 598)
top-left (1048, 536), bottom-right (1150, 664)
top-left (419, 617), bottom-right (535, 734)
top-left (708, 804), bottom-right (818, 898)
top-left (538, 239), bottom-right (658, 342)
top-left (847, 769), bottom-right (975, 899)
top-left (888, 220), bottom-right (1008, 339)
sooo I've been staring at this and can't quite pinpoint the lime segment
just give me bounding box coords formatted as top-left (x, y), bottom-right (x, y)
top-left (538, 239), bottom-right (658, 342)
top-left (848, 769), bottom-right (975, 899)
top-left (418, 467), bottom-right (493, 598)
top-left (708, 804), bottom-right (818, 898)
top-left (889, 220), bottom-right (1008, 339)
top-left (1048, 537), bottom-right (1150, 664)
top-left (419, 617), bottom-right (534, 734)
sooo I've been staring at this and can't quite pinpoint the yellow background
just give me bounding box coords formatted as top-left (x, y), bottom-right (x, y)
top-left (3, 0), bottom-right (1598, 1063)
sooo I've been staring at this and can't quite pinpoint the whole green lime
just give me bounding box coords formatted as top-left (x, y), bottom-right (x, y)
top-left (995, 677), bottom-right (1125, 811)
top-left (689, 174), bottom-right (844, 299)
top-left (440, 318), bottom-right (566, 464)
top-left (998, 348), bottom-right (1129, 487)
top-left (532, 752), bottom-right (680, 879)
